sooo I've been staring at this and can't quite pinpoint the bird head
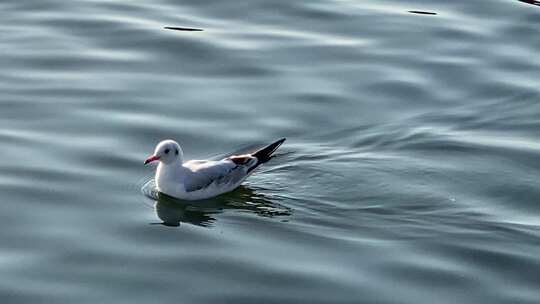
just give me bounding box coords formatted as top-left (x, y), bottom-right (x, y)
top-left (144, 139), bottom-right (183, 165)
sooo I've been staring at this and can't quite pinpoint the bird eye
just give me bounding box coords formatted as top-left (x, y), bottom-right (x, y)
top-left (164, 149), bottom-right (170, 154)
top-left (175, 149), bottom-right (179, 155)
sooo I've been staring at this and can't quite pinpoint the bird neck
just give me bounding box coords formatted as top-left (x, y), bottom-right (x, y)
top-left (158, 158), bottom-right (182, 171)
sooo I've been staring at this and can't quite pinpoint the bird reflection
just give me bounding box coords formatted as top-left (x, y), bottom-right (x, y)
top-left (153, 186), bottom-right (291, 227)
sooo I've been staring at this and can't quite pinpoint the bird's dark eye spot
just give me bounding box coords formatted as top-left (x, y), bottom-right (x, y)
top-left (164, 149), bottom-right (170, 154)
top-left (175, 149), bottom-right (179, 155)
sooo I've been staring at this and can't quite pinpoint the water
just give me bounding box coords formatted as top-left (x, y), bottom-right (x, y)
top-left (1, 0), bottom-right (539, 303)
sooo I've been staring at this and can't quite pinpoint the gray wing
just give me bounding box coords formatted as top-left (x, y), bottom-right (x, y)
top-left (183, 158), bottom-right (255, 192)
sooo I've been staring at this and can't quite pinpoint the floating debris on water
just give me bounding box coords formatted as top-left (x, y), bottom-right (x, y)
top-left (517, 0), bottom-right (540, 7)
top-left (408, 10), bottom-right (437, 15)
top-left (164, 26), bottom-right (204, 32)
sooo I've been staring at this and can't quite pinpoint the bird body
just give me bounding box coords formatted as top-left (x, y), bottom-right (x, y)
top-left (145, 138), bottom-right (285, 200)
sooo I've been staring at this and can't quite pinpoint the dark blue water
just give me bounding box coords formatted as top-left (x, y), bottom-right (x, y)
top-left (1, 0), bottom-right (539, 303)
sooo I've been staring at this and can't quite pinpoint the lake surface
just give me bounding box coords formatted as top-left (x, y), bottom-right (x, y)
top-left (1, 0), bottom-right (539, 303)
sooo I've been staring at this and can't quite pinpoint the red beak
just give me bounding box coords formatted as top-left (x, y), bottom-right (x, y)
top-left (144, 155), bottom-right (160, 165)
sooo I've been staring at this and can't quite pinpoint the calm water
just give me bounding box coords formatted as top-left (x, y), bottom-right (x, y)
top-left (1, 0), bottom-right (540, 303)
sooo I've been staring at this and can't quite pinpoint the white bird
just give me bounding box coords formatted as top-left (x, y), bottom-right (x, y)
top-left (144, 138), bottom-right (286, 200)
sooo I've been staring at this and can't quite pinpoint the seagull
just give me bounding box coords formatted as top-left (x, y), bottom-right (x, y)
top-left (144, 138), bottom-right (286, 200)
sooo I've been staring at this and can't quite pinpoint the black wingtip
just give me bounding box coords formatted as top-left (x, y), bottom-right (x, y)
top-left (262, 138), bottom-right (286, 158)
top-left (164, 26), bottom-right (204, 32)
top-left (248, 138), bottom-right (287, 174)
